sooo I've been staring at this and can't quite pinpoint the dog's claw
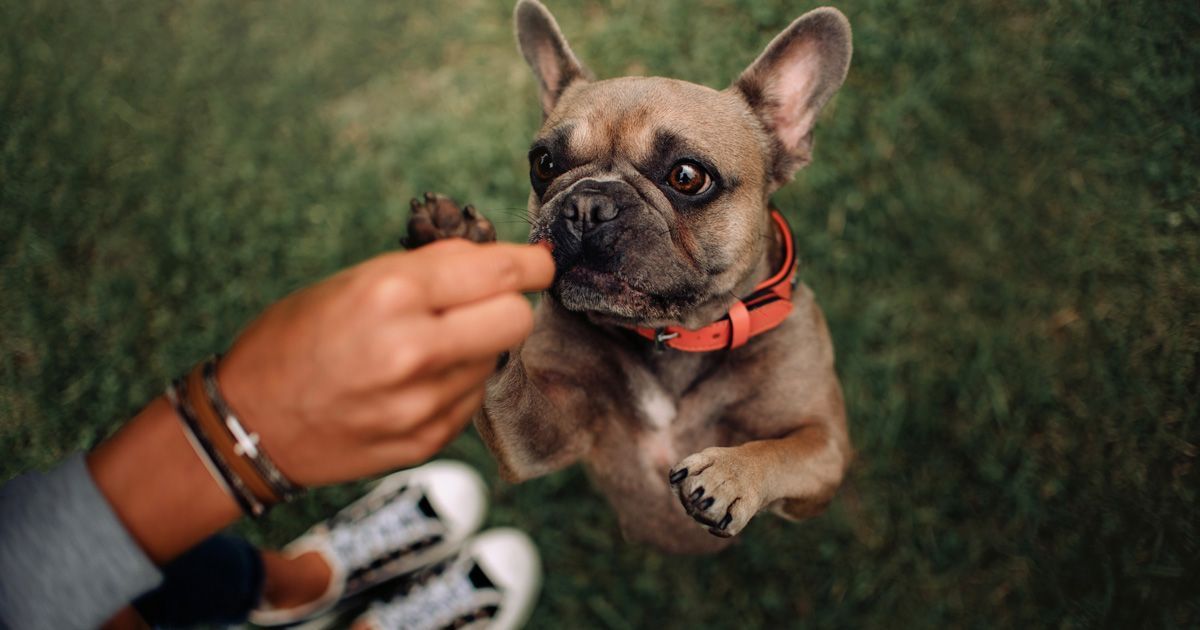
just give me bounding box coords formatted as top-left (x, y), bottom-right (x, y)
top-left (672, 448), bottom-right (762, 539)
top-left (708, 526), bottom-right (733, 538)
top-left (404, 192), bottom-right (496, 249)
top-left (705, 509), bottom-right (734, 536)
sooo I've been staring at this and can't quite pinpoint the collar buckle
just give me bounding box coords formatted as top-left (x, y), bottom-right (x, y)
top-left (654, 329), bottom-right (680, 351)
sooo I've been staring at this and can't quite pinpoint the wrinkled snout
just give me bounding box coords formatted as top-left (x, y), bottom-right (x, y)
top-left (558, 180), bottom-right (631, 235)
top-left (548, 179), bottom-right (641, 269)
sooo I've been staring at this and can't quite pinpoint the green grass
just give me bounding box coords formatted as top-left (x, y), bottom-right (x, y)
top-left (2, 0), bottom-right (1198, 627)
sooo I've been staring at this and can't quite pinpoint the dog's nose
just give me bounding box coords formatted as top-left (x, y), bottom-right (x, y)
top-left (561, 191), bottom-right (619, 232)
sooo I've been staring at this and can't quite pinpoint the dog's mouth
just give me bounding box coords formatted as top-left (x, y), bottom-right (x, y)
top-left (553, 263), bottom-right (649, 307)
top-left (533, 212), bottom-right (712, 326)
top-left (558, 264), bottom-right (647, 297)
top-left (551, 260), bottom-right (711, 328)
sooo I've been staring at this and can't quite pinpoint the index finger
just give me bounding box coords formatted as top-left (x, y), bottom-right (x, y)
top-left (410, 240), bottom-right (555, 309)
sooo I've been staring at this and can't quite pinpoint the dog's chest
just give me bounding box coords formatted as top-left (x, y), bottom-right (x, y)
top-left (630, 377), bottom-right (681, 470)
top-left (622, 355), bottom-right (722, 470)
top-left (636, 384), bottom-right (676, 431)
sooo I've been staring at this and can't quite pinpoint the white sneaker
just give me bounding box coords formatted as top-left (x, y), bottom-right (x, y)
top-left (355, 528), bottom-right (541, 630)
top-left (250, 460), bottom-right (488, 626)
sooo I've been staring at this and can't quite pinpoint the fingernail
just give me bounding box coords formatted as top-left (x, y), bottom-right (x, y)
top-left (699, 497), bottom-right (714, 510)
top-left (689, 488), bottom-right (704, 503)
top-left (669, 469), bottom-right (687, 484)
top-left (718, 513), bottom-right (732, 530)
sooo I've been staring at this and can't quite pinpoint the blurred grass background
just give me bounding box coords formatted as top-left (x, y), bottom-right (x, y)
top-left (2, 0), bottom-right (1198, 627)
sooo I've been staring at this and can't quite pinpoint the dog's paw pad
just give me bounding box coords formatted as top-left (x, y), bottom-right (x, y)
top-left (404, 192), bottom-right (496, 249)
top-left (669, 448), bottom-right (761, 538)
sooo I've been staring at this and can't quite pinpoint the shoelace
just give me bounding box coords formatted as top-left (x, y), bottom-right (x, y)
top-left (369, 556), bottom-right (501, 630)
top-left (329, 486), bottom-right (443, 572)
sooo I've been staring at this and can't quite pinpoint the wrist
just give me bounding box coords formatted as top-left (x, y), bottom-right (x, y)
top-left (86, 396), bottom-right (242, 566)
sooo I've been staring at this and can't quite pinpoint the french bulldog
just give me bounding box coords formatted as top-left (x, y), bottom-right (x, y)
top-left (407, 0), bottom-right (852, 554)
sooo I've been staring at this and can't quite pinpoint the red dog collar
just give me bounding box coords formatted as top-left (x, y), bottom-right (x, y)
top-left (631, 209), bottom-right (798, 352)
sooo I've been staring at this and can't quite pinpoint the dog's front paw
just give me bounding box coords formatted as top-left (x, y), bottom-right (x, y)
top-left (669, 447), bottom-right (764, 538)
top-left (404, 192), bottom-right (496, 249)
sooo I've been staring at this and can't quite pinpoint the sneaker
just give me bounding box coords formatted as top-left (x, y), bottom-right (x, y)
top-left (250, 460), bottom-right (488, 626)
top-left (354, 528), bottom-right (541, 630)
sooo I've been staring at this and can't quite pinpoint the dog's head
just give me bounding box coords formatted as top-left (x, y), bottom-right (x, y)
top-left (516, 0), bottom-right (851, 329)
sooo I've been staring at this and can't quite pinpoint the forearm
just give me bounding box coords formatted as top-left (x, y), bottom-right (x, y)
top-left (757, 422), bottom-right (849, 519)
top-left (86, 396), bottom-right (242, 566)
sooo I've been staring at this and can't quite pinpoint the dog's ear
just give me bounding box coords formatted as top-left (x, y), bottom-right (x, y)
top-left (515, 0), bottom-right (592, 116)
top-left (733, 7), bottom-right (852, 184)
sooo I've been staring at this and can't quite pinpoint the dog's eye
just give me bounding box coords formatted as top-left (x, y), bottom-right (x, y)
top-left (666, 161), bottom-right (712, 195)
top-left (530, 148), bottom-right (560, 182)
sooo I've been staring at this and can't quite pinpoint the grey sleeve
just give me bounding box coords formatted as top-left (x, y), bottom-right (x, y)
top-left (0, 453), bottom-right (163, 630)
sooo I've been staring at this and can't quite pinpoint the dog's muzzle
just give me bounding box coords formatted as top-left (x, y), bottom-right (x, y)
top-left (548, 179), bottom-right (640, 269)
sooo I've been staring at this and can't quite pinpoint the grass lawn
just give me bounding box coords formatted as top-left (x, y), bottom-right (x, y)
top-left (2, 0), bottom-right (1197, 627)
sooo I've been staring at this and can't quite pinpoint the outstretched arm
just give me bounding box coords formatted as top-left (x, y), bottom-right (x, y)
top-left (0, 240), bottom-right (552, 629)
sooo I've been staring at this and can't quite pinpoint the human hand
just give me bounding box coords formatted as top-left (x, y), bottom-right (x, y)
top-left (215, 239), bottom-right (554, 486)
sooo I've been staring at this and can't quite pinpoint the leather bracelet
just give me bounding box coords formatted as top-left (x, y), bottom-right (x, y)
top-left (166, 374), bottom-right (266, 517)
top-left (184, 365), bottom-right (282, 509)
top-left (200, 356), bottom-right (304, 502)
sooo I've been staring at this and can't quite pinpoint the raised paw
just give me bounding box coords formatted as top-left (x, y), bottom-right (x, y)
top-left (403, 192), bottom-right (496, 249)
top-left (669, 447), bottom-right (764, 538)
